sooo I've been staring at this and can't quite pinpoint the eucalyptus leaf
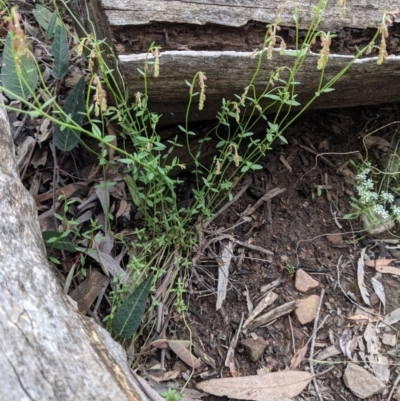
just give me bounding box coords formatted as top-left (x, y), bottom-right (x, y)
top-left (112, 274), bottom-right (153, 338)
top-left (33, 5), bottom-right (62, 31)
top-left (1, 33), bottom-right (38, 100)
top-left (53, 76), bottom-right (85, 151)
top-left (45, 11), bottom-right (58, 40)
top-left (52, 26), bottom-right (69, 79)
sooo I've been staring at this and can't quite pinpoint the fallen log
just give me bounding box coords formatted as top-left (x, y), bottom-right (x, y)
top-left (0, 94), bottom-right (148, 401)
top-left (70, 0), bottom-right (400, 124)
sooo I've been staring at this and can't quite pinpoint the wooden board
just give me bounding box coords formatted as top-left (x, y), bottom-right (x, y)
top-left (73, 0), bottom-right (400, 124)
top-left (119, 50), bottom-right (400, 123)
top-left (102, 0), bottom-right (397, 30)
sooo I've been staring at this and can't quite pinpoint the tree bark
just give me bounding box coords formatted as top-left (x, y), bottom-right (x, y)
top-left (73, 0), bottom-right (400, 124)
top-left (0, 95), bottom-right (148, 401)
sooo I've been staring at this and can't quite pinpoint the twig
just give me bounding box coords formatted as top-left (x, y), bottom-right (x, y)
top-left (224, 312), bottom-right (244, 374)
top-left (241, 187), bottom-right (286, 217)
top-left (288, 315), bottom-right (296, 354)
top-left (310, 288), bottom-right (325, 401)
top-left (203, 176), bottom-right (251, 230)
top-left (230, 238), bottom-right (274, 255)
top-left (387, 372), bottom-right (400, 401)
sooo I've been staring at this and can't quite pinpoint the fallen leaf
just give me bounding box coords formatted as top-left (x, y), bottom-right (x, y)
top-left (216, 240), bottom-right (233, 310)
top-left (362, 135), bottom-right (391, 152)
top-left (364, 259), bottom-right (396, 268)
top-left (196, 370), bottom-right (313, 401)
top-left (371, 274), bottom-right (386, 308)
top-left (150, 368), bottom-right (180, 382)
top-left (279, 155), bottom-right (292, 173)
top-left (347, 314), bottom-right (378, 322)
top-left (287, 344), bottom-right (308, 370)
top-left (34, 182), bottom-right (89, 204)
top-left (169, 340), bottom-right (202, 369)
top-left (357, 248), bottom-right (370, 305)
top-left (375, 265), bottom-right (400, 275)
top-left (379, 307), bottom-right (400, 327)
top-left (244, 284), bottom-right (254, 313)
top-left (316, 344), bottom-right (342, 361)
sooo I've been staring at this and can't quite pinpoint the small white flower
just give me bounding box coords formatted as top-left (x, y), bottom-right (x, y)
top-left (391, 204), bottom-right (400, 221)
top-left (372, 204), bottom-right (389, 220)
top-left (380, 192), bottom-right (394, 202)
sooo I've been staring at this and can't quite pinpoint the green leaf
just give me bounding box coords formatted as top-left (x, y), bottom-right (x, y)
top-left (284, 99), bottom-right (301, 106)
top-left (53, 76), bottom-right (85, 151)
top-left (52, 26), bottom-right (69, 79)
top-left (1, 33), bottom-right (38, 100)
top-left (33, 5), bottom-right (62, 31)
top-left (263, 94), bottom-right (281, 101)
top-left (112, 274), bottom-right (153, 338)
top-left (103, 135), bottom-right (116, 143)
top-left (42, 231), bottom-right (77, 252)
top-left (320, 88), bottom-right (335, 93)
top-left (45, 11), bottom-right (58, 40)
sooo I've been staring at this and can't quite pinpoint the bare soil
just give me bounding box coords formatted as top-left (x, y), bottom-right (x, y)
top-left (166, 104), bottom-right (400, 400)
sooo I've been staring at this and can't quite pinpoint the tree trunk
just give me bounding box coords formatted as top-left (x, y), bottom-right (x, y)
top-left (0, 95), bottom-right (148, 401)
top-left (70, 0), bottom-right (400, 124)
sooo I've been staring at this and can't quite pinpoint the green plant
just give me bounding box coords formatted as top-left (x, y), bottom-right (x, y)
top-left (0, 0), bottom-right (395, 361)
top-left (160, 388), bottom-right (184, 401)
top-left (283, 261), bottom-right (296, 277)
top-left (344, 158), bottom-right (400, 233)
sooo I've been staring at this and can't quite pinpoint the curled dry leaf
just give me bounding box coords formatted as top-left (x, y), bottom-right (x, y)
top-left (196, 370), bottom-right (313, 401)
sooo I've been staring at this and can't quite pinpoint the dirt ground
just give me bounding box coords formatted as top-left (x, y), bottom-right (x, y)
top-left (154, 103), bottom-right (400, 400)
top-left (16, 90), bottom-right (400, 399)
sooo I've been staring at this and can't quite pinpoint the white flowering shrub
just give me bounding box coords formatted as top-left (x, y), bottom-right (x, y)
top-left (344, 161), bottom-right (400, 232)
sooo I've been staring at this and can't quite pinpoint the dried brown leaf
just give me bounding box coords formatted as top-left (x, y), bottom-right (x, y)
top-left (169, 340), bottom-right (202, 369)
top-left (196, 371), bottom-right (313, 401)
top-left (288, 344), bottom-right (308, 370)
top-left (364, 259), bottom-right (396, 268)
top-left (375, 265), bottom-right (400, 275)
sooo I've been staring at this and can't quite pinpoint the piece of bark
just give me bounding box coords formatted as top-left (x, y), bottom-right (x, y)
top-left (248, 300), bottom-right (297, 330)
top-left (0, 94), bottom-right (148, 401)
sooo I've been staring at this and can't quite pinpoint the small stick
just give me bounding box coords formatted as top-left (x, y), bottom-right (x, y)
top-left (309, 288), bottom-right (325, 401)
top-left (387, 372), bottom-right (400, 401)
top-left (224, 312), bottom-right (244, 374)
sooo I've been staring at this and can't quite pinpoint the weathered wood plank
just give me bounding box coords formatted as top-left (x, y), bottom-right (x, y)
top-left (102, 0), bottom-right (397, 29)
top-left (0, 93), bottom-right (148, 401)
top-left (88, 0), bottom-right (400, 124)
top-left (120, 50), bottom-right (400, 123)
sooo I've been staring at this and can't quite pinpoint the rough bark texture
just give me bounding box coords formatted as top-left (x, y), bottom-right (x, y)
top-left (102, 0), bottom-right (397, 30)
top-left (0, 95), bottom-right (148, 401)
top-left (76, 0), bottom-right (400, 124)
